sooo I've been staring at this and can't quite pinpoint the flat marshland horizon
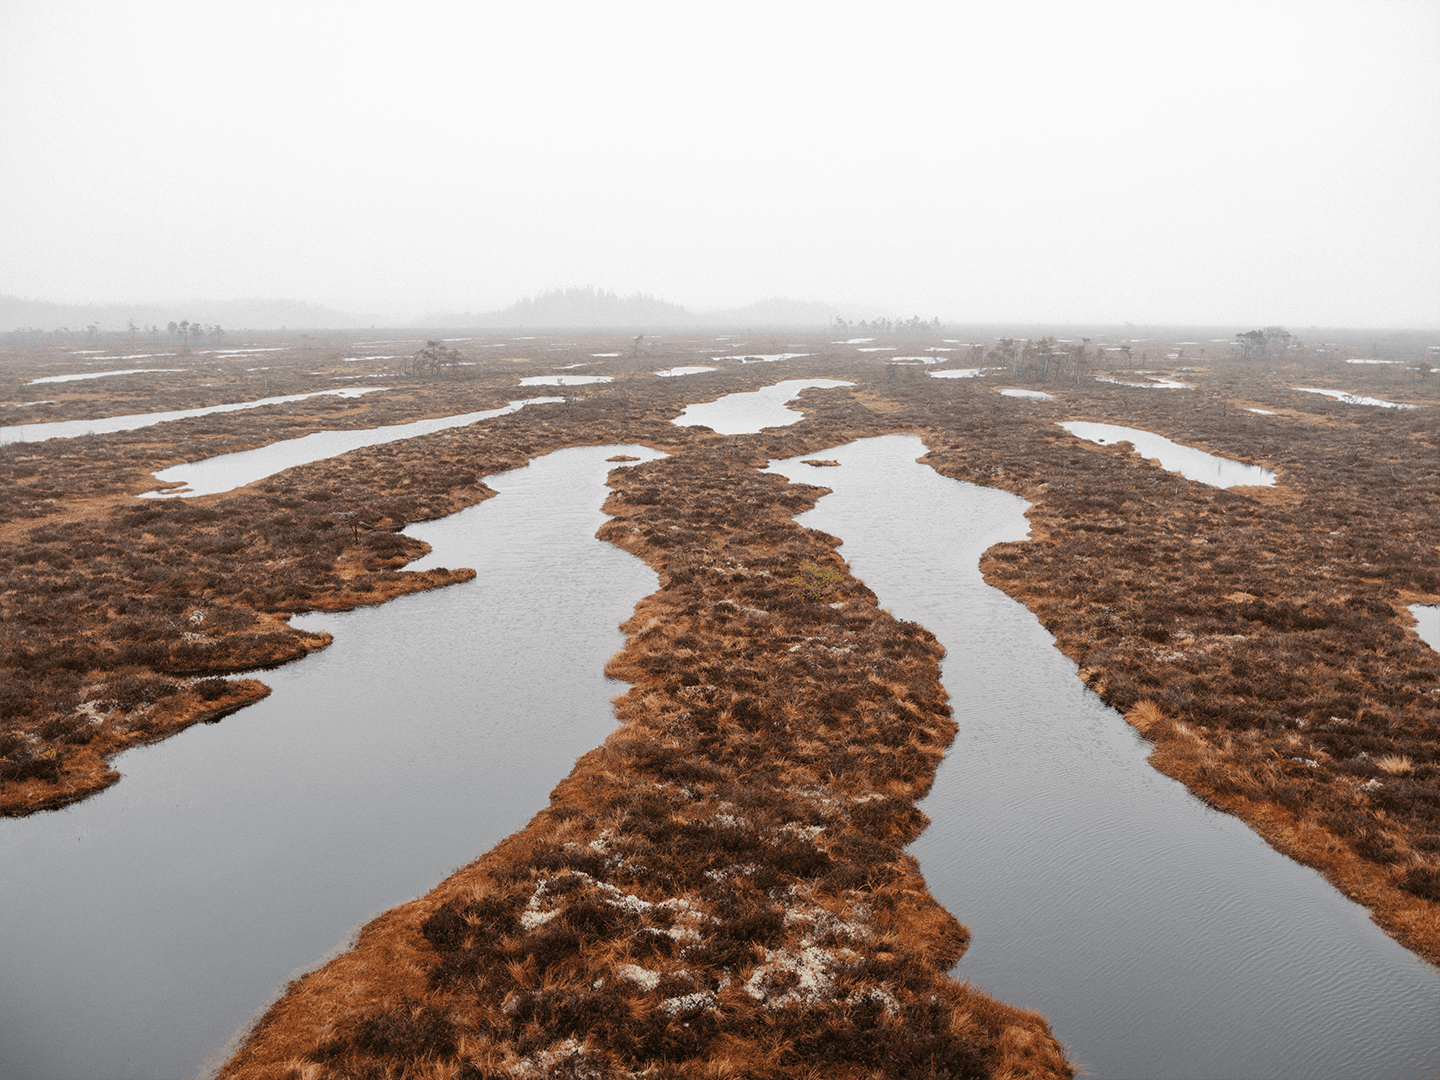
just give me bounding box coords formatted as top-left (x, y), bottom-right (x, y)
top-left (2, 325), bottom-right (1437, 1078)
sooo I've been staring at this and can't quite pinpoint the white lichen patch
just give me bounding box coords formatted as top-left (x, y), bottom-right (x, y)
top-left (744, 943), bottom-right (842, 1007)
top-left (616, 964), bottom-right (661, 991)
top-left (660, 990), bottom-right (717, 1016)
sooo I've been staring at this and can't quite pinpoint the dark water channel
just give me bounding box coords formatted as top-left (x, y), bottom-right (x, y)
top-left (766, 435), bottom-right (1439, 1080)
top-left (0, 445), bottom-right (663, 1080)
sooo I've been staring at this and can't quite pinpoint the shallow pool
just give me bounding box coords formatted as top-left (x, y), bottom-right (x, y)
top-left (0, 388), bottom-right (387, 445)
top-left (766, 435), bottom-right (1439, 1080)
top-left (0, 444), bottom-right (664, 1080)
top-left (670, 378), bottom-right (852, 435)
top-left (1060, 421), bottom-right (1275, 488)
top-left (141, 397), bottom-right (564, 498)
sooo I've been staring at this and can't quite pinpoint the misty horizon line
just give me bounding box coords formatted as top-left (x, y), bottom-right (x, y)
top-left (3, 289), bottom-right (1437, 336)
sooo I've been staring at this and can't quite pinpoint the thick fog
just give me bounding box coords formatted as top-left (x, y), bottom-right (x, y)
top-left (1, 0), bottom-right (1436, 327)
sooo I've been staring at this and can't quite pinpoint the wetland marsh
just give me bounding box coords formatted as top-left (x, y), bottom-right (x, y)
top-left (2, 327), bottom-right (1437, 1079)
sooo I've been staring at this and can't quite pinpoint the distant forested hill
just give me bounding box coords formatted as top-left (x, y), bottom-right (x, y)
top-left (427, 289), bottom-right (886, 329)
top-left (454, 287), bottom-right (695, 328)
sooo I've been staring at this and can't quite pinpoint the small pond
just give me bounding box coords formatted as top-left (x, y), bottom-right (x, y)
top-left (999, 388), bottom-right (1054, 400)
top-left (929, 368), bottom-right (987, 379)
top-left (519, 375), bottom-right (612, 386)
top-left (670, 378), bottom-right (852, 435)
top-left (1413, 605), bottom-right (1440, 655)
top-left (766, 435), bottom-right (1439, 1080)
top-left (0, 387), bottom-right (387, 445)
top-left (0, 444), bottom-right (664, 1080)
top-left (1294, 387), bottom-right (1418, 409)
top-left (1060, 421), bottom-right (1275, 488)
top-left (140, 397), bottom-right (564, 498)
top-left (1096, 374), bottom-right (1192, 389)
top-left (710, 353), bottom-right (810, 364)
top-left (28, 367), bottom-right (187, 385)
top-left (655, 366), bottom-right (716, 377)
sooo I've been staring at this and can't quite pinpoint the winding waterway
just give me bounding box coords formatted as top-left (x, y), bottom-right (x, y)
top-left (0, 387), bottom-right (387, 445)
top-left (0, 445), bottom-right (663, 1080)
top-left (139, 397), bottom-right (564, 497)
top-left (766, 435), bottom-right (1438, 1080)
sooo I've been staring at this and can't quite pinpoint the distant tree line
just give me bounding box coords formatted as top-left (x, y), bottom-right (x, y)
top-left (166, 320), bottom-right (224, 343)
top-left (832, 315), bottom-right (943, 336)
top-left (1233, 326), bottom-right (1300, 362)
top-left (985, 336), bottom-right (1097, 381)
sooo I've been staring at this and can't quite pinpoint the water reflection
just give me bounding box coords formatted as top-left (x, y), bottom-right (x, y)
top-left (670, 378), bottom-right (852, 434)
top-left (766, 435), bottom-right (1438, 1080)
top-left (0, 444), bottom-right (664, 1080)
top-left (140, 397), bottom-right (564, 498)
top-left (1060, 421), bottom-right (1275, 488)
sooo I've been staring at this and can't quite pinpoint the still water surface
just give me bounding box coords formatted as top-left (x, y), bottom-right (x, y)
top-left (1060, 421), bottom-right (1275, 488)
top-left (0, 387), bottom-right (386, 445)
top-left (140, 397), bottom-right (564, 497)
top-left (1414, 605), bottom-right (1440, 655)
top-left (670, 378), bottom-right (852, 434)
top-left (0, 445), bottom-right (663, 1080)
top-left (767, 435), bottom-right (1438, 1080)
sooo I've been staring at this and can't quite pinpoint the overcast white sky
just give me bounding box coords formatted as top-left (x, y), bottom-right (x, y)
top-left (1, 0), bottom-right (1436, 326)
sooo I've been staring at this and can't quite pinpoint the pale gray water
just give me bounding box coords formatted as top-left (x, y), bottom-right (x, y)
top-left (139, 397), bottom-right (564, 497)
top-left (518, 375), bottom-right (612, 385)
top-left (766, 435), bottom-right (1439, 1080)
top-left (1096, 374), bottom-right (1192, 389)
top-left (1414, 605), bottom-right (1440, 654)
top-left (0, 444), bottom-right (663, 1080)
top-left (0, 387), bottom-right (387, 444)
top-left (1294, 387), bottom-right (1420, 409)
top-left (670, 378), bottom-right (852, 434)
top-left (654, 366), bottom-right (716, 377)
top-left (1060, 421), bottom-right (1275, 488)
top-left (28, 368), bottom-right (186, 384)
top-left (999, 388), bottom-right (1054, 400)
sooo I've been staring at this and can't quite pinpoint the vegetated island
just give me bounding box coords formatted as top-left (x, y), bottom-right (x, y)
top-left (2, 326), bottom-right (1437, 1075)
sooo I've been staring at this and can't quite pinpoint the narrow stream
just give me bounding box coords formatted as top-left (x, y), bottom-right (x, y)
top-left (766, 435), bottom-right (1438, 1080)
top-left (139, 397), bottom-right (564, 497)
top-left (0, 387), bottom-right (387, 445)
top-left (0, 444), bottom-right (663, 1080)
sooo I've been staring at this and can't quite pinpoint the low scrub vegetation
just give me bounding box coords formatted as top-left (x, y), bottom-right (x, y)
top-left (218, 447), bottom-right (1072, 1079)
top-left (3, 330), bottom-right (1437, 1072)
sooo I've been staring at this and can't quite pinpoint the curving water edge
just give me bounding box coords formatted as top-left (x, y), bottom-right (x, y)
top-left (0, 444), bottom-right (665, 1080)
top-left (670, 378), bottom-right (852, 435)
top-left (1060, 420), bottom-right (1275, 488)
top-left (766, 435), bottom-right (1438, 1080)
top-left (140, 397), bottom-right (564, 497)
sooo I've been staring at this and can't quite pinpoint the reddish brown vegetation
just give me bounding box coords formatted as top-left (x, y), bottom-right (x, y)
top-left (3, 330), bottom-right (1437, 1072)
top-left (217, 447), bottom-right (1072, 1080)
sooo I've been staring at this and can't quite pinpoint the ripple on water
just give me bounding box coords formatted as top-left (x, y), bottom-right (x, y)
top-left (765, 435), bottom-right (1438, 1080)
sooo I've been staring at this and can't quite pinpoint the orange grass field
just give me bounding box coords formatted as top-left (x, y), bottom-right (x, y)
top-left (2, 328), bottom-right (1437, 1076)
